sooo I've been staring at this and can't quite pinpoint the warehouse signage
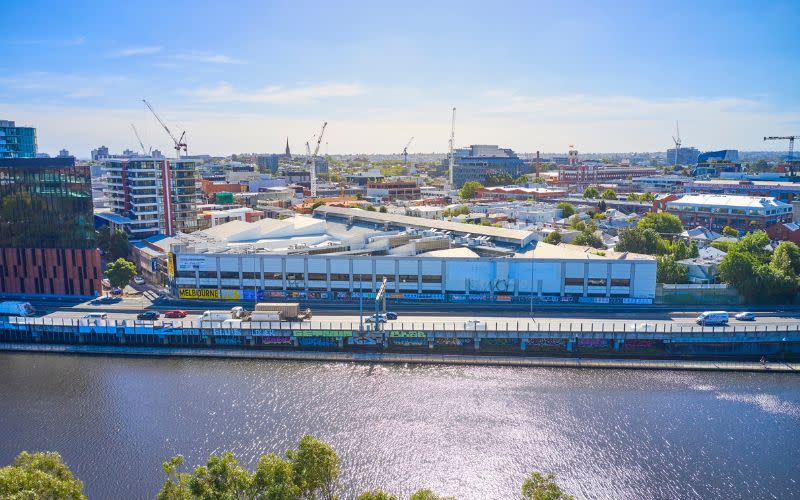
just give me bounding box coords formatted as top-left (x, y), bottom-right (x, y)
top-left (179, 288), bottom-right (242, 300)
top-left (293, 330), bottom-right (351, 337)
top-left (389, 331), bottom-right (426, 338)
top-left (177, 256), bottom-right (211, 271)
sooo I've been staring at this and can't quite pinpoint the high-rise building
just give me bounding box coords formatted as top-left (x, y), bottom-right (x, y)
top-left (100, 157), bottom-right (200, 237)
top-left (0, 157), bottom-right (101, 296)
top-left (0, 120), bottom-right (37, 158)
top-left (444, 144), bottom-right (529, 188)
top-left (665, 146), bottom-right (701, 166)
top-left (91, 145), bottom-right (110, 161)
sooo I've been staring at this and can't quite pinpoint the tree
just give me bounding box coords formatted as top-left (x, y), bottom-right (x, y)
top-left (656, 255), bottom-right (689, 284)
top-left (639, 192), bottom-right (655, 202)
top-left (357, 490), bottom-right (397, 500)
top-left (771, 241), bottom-right (800, 276)
top-left (626, 192), bottom-right (641, 202)
top-left (719, 251), bottom-right (761, 300)
top-left (251, 453), bottom-right (300, 500)
top-left (722, 226), bottom-right (739, 238)
top-left (597, 199), bottom-right (607, 213)
top-left (187, 452), bottom-right (251, 498)
top-left (543, 231), bottom-right (562, 245)
top-left (513, 174), bottom-right (529, 185)
top-left (521, 472), bottom-right (573, 500)
top-left (96, 226), bottom-right (111, 254)
top-left (600, 188), bottom-right (617, 200)
top-left (364, 205), bottom-right (377, 212)
top-left (459, 181), bottom-right (484, 199)
top-left (410, 489), bottom-right (454, 500)
top-left (615, 228), bottom-right (661, 255)
top-left (573, 230), bottom-right (604, 249)
top-left (485, 172), bottom-right (514, 186)
top-left (105, 258), bottom-right (137, 289)
top-left (732, 231), bottom-right (771, 261)
top-left (311, 201), bottom-right (326, 211)
top-left (287, 435), bottom-right (340, 500)
top-left (378, 206), bottom-right (387, 213)
top-left (109, 229), bottom-right (130, 260)
top-left (636, 212), bottom-right (683, 237)
top-left (556, 202), bottom-right (575, 219)
top-left (0, 451), bottom-right (86, 500)
top-left (582, 187), bottom-right (599, 199)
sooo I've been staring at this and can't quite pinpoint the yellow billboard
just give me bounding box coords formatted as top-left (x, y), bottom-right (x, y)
top-left (179, 289), bottom-right (242, 300)
top-left (166, 252), bottom-right (175, 278)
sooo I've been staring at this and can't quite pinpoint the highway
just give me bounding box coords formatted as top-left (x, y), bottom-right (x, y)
top-left (19, 295), bottom-right (800, 330)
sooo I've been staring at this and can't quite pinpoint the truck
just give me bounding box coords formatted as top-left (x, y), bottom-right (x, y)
top-left (0, 301), bottom-right (35, 317)
top-left (696, 311), bottom-right (729, 326)
top-left (248, 303), bottom-right (312, 321)
top-left (199, 310), bottom-right (234, 322)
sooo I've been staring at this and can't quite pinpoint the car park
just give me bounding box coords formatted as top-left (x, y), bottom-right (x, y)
top-left (735, 312), bottom-right (755, 321)
top-left (164, 310), bottom-right (188, 318)
top-left (136, 311), bottom-right (160, 321)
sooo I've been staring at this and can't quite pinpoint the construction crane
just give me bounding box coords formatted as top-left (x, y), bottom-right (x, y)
top-left (764, 135), bottom-right (797, 161)
top-left (402, 137), bottom-right (414, 168)
top-left (307, 122), bottom-right (327, 197)
top-left (130, 123), bottom-right (151, 156)
top-left (142, 99), bottom-right (187, 158)
top-left (448, 107), bottom-right (456, 189)
top-left (672, 121), bottom-right (681, 166)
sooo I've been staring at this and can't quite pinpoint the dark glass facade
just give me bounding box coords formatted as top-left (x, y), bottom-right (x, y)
top-left (0, 157), bottom-right (101, 296)
top-left (0, 157), bottom-right (95, 249)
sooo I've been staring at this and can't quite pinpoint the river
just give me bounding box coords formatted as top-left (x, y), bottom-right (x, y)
top-left (0, 352), bottom-right (797, 499)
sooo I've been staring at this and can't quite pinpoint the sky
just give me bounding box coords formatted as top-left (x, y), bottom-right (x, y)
top-left (1, 0), bottom-right (799, 157)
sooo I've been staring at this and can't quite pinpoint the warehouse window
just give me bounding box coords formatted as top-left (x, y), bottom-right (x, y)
top-left (286, 273), bottom-right (304, 281)
top-left (353, 273), bottom-right (372, 281)
top-left (421, 275), bottom-right (442, 283)
top-left (220, 271), bottom-right (239, 279)
top-left (265, 272), bottom-right (282, 280)
top-left (330, 273), bottom-right (349, 281)
top-left (308, 273), bottom-right (326, 281)
top-left (564, 278), bottom-right (584, 286)
top-left (587, 278), bottom-right (607, 287)
top-left (398, 275), bottom-right (417, 283)
top-left (242, 272), bottom-right (259, 279)
top-left (199, 271), bottom-right (218, 279)
top-left (610, 278), bottom-right (630, 287)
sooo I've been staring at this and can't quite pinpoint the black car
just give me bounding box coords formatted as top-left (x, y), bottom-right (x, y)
top-left (385, 311), bottom-right (398, 320)
top-left (137, 311), bottom-right (160, 321)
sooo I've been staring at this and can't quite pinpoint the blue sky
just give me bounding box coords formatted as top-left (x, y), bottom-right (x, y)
top-left (1, 0), bottom-right (798, 157)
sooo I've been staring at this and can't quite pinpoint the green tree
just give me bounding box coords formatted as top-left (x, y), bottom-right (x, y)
top-left (556, 202), bottom-right (575, 218)
top-left (105, 258), bottom-right (137, 289)
top-left (109, 229), bottom-right (130, 260)
top-left (409, 489), bottom-right (454, 500)
top-left (378, 206), bottom-right (387, 213)
top-left (722, 226), bottom-right (739, 238)
top-left (543, 231), bottom-right (562, 244)
top-left (251, 453), bottom-right (300, 500)
top-left (311, 201), bottom-right (326, 211)
top-left (573, 230), bottom-right (604, 249)
top-left (485, 172), bottom-right (514, 186)
top-left (96, 226), bottom-right (111, 254)
top-left (582, 186), bottom-right (599, 199)
top-left (521, 472), bottom-right (573, 500)
top-left (656, 255), bottom-right (689, 284)
top-left (771, 241), bottom-right (800, 275)
top-left (356, 490), bottom-right (397, 500)
top-left (732, 230), bottom-right (771, 261)
top-left (188, 452), bottom-right (251, 498)
top-left (513, 174), bottom-right (529, 185)
top-left (287, 435), bottom-right (340, 500)
top-left (615, 228), bottom-right (661, 255)
top-left (597, 199), bottom-right (607, 213)
top-left (636, 212), bottom-right (683, 237)
top-left (600, 188), bottom-right (617, 200)
top-left (639, 192), bottom-right (655, 202)
top-left (626, 192), bottom-right (641, 202)
top-left (364, 205), bottom-right (377, 212)
top-left (459, 181), bottom-right (484, 199)
top-left (0, 451), bottom-right (86, 500)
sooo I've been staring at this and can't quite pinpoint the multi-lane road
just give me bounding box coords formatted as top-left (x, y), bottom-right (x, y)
top-left (19, 295), bottom-right (800, 330)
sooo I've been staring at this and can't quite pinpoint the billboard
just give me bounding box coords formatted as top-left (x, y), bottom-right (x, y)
top-left (179, 288), bottom-right (242, 300)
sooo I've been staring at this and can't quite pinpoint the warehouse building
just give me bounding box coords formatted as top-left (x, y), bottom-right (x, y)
top-left (155, 211), bottom-right (656, 304)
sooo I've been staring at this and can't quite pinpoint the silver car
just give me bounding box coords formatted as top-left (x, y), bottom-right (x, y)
top-left (735, 312), bottom-right (755, 321)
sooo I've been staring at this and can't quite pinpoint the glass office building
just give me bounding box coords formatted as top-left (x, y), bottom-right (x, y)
top-left (0, 157), bottom-right (101, 296)
top-left (0, 120), bottom-right (37, 158)
top-left (444, 145), bottom-right (529, 188)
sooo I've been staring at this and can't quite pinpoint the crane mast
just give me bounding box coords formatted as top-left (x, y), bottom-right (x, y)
top-left (308, 122), bottom-right (327, 197)
top-left (142, 99), bottom-right (187, 158)
top-left (448, 107), bottom-right (456, 189)
top-left (764, 135), bottom-right (797, 162)
top-left (402, 136), bottom-right (414, 169)
top-left (130, 123), bottom-right (150, 156)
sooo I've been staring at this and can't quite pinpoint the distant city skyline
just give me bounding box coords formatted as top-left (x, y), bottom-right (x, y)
top-left (2, 1), bottom-right (798, 156)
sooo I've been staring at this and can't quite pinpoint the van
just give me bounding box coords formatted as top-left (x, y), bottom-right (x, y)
top-left (696, 311), bottom-right (728, 326)
top-left (83, 312), bottom-right (108, 320)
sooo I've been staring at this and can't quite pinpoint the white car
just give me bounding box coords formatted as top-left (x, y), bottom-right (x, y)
top-left (133, 276), bottom-right (145, 285)
top-left (365, 314), bottom-right (387, 324)
top-left (735, 312), bottom-right (755, 321)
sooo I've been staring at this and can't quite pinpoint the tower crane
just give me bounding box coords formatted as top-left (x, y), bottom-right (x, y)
top-left (402, 137), bottom-right (414, 168)
top-left (672, 121), bottom-right (681, 166)
top-left (764, 135), bottom-right (798, 161)
top-left (448, 107), bottom-right (456, 189)
top-left (307, 122), bottom-right (327, 197)
top-left (130, 123), bottom-right (151, 156)
top-left (142, 99), bottom-right (187, 158)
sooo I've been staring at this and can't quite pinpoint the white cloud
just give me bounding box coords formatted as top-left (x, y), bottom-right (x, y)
top-left (173, 51), bottom-right (246, 64)
top-left (111, 46), bottom-right (162, 57)
top-left (186, 82), bottom-right (368, 104)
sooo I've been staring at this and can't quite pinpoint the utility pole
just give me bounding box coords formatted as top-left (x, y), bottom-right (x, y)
top-left (448, 107), bottom-right (456, 189)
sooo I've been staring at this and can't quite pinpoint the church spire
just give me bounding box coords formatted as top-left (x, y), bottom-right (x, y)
top-left (285, 137), bottom-right (291, 158)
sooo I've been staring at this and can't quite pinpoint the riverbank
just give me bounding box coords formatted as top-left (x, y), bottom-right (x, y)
top-left (1, 342), bottom-right (797, 372)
